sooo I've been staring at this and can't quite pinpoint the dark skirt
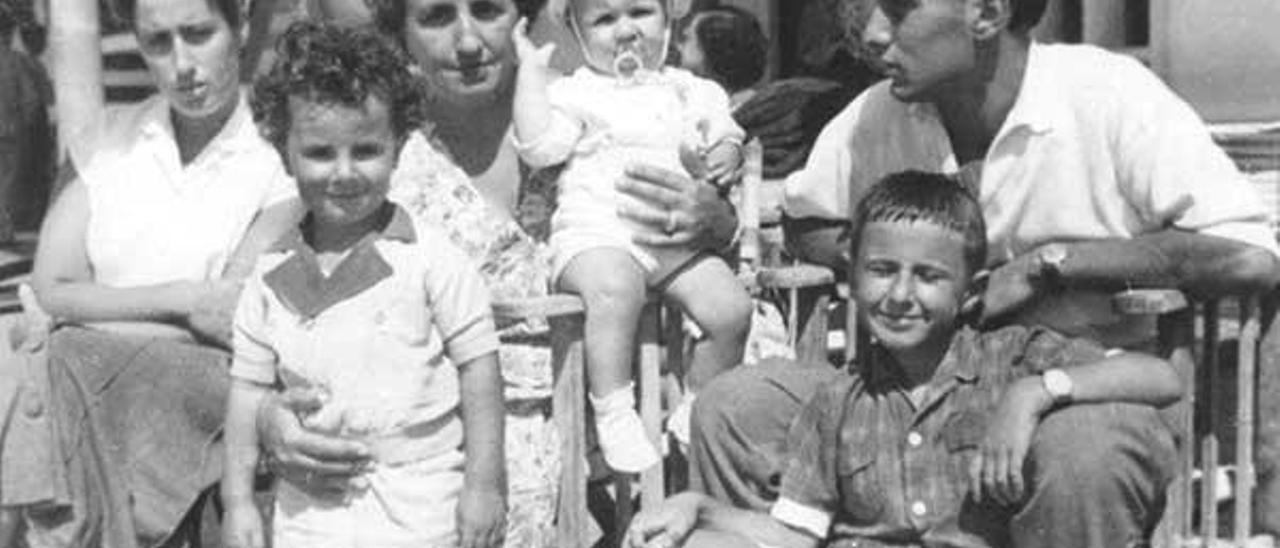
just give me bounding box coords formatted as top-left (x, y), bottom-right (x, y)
top-left (3, 325), bottom-right (228, 548)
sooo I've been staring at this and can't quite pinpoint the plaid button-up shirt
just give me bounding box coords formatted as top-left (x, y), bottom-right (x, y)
top-left (773, 325), bottom-right (1106, 547)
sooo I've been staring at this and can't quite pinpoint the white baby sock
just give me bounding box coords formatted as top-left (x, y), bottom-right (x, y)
top-left (590, 383), bottom-right (660, 473)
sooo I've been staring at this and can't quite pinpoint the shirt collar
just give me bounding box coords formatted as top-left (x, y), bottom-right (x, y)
top-left (267, 202), bottom-right (417, 254)
top-left (1000, 41), bottom-right (1069, 135)
top-left (138, 88), bottom-right (259, 156)
top-left (262, 203), bottom-right (417, 320)
top-left (859, 327), bottom-right (982, 389)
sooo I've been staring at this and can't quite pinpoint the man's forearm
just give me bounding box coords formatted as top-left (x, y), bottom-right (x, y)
top-left (1057, 230), bottom-right (1280, 297)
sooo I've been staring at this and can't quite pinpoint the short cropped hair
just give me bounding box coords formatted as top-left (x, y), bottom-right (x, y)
top-left (250, 21), bottom-right (428, 154)
top-left (110, 0), bottom-right (242, 31)
top-left (686, 5), bottom-right (766, 93)
top-left (1007, 0), bottom-right (1048, 33)
top-left (851, 171), bottom-right (988, 275)
top-left (370, 0), bottom-right (546, 44)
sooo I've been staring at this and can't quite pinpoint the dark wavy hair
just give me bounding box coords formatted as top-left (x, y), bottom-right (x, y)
top-left (110, 0), bottom-right (242, 30)
top-left (369, 0), bottom-right (546, 45)
top-left (852, 171), bottom-right (988, 276)
top-left (250, 21), bottom-right (429, 155)
top-left (684, 5), bottom-right (766, 93)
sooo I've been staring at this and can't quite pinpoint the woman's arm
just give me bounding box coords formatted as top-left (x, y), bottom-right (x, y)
top-left (222, 198), bottom-right (305, 280)
top-left (31, 177), bottom-right (209, 324)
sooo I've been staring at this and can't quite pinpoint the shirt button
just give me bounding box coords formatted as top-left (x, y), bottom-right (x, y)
top-left (911, 501), bottom-right (927, 517)
top-left (907, 431), bottom-right (923, 447)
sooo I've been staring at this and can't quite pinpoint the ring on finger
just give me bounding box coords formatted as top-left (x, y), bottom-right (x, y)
top-left (664, 210), bottom-right (678, 234)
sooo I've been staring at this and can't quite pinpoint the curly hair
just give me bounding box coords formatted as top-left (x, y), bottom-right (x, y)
top-left (109, 0), bottom-right (242, 31)
top-left (250, 21), bottom-right (429, 155)
top-left (685, 5), bottom-right (766, 93)
top-left (369, 0), bottom-right (546, 44)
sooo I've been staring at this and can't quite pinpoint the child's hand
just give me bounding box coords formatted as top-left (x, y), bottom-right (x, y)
top-left (512, 17), bottom-right (556, 69)
top-left (457, 485), bottom-right (507, 548)
top-left (969, 376), bottom-right (1050, 507)
top-left (704, 141), bottom-right (744, 189)
top-left (222, 501), bottom-right (266, 548)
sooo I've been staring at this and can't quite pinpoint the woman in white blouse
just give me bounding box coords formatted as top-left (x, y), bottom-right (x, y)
top-left (0, 0), bottom-right (299, 545)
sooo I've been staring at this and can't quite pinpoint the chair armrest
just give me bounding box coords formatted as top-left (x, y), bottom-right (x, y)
top-left (492, 294), bottom-right (586, 324)
top-left (1112, 288), bottom-right (1191, 315)
top-left (757, 264), bottom-right (836, 290)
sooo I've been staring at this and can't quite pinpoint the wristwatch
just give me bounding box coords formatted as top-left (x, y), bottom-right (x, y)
top-left (1035, 244), bottom-right (1069, 283)
top-left (1041, 368), bottom-right (1074, 406)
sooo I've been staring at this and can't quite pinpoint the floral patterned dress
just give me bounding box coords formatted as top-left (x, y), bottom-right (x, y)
top-left (388, 130), bottom-right (562, 548)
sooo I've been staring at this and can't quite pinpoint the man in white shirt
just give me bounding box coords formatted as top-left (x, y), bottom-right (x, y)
top-left (643, 0), bottom-right (1280, 544)
top-left (785, 1), bottom-right (1279, 344)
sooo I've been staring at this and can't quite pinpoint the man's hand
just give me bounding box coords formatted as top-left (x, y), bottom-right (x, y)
top-left (626, 492), bottom-right (704, 548)
top-left (981, 251), bottom-right (1045, 324)
top-left (969, 377), bottom-right (1052, 506)
top-left (617, 164), bottom-right (737, 251)
top-left (187, 279), bottom-right (242, 348)
top-left (256, 388), bottom-right (371, 495)
top-left (457, 485), bottom-right (506, 548)
top-left (222, 501), bottom-right (266, 548)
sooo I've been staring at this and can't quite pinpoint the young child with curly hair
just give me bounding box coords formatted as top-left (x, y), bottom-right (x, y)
top-left (221, 22), bottom-right (506, 548)
top-left (511, 0), bottom-right (754, 473)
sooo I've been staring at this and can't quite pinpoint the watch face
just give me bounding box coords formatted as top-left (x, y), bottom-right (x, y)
top-left (1043, 369), bottom-right (1073, 400)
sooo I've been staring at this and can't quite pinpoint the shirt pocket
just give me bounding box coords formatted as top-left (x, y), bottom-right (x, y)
top-left (836, 453), bottom-right (885, 524)
top-left (942, 410), bottom-right (988, 484)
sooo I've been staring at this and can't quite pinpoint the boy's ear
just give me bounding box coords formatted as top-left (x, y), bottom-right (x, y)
top-left (961, 268), bottom-right (989, 320)
top-left (964, 0), bottom-right (1010, 40)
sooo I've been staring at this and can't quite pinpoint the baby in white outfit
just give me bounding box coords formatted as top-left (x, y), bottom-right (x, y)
top-left (512, 0), bottom-right (753, 472)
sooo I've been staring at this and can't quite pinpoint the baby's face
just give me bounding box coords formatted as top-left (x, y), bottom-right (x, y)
top-left (572, 0), bottom-right (668, 77)
top-left (285, 96), bottom-right (399, 231)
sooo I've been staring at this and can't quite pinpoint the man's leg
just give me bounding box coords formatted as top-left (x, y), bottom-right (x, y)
top-left (688, 357), bottom-right (840, 512)
top-left (1012, 403), bottom-right (1178, 548)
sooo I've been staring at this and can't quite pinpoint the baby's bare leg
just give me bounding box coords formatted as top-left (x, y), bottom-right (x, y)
top-left (558, 247), bottom-right (659, 472)
top-left (559, 247), bottom-right (647, 399)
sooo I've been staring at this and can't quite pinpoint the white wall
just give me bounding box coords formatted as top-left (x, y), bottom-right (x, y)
top-left (1155, 0), bottom-right (1280, 122)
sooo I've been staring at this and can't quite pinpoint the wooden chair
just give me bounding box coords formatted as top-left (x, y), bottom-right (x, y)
top-left (487, 140), bottom-right (839, 546)
top-left (1116, 288), bottom-right (1276, 548)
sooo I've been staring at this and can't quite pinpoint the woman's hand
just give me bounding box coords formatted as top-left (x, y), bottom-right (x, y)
top-left (256, 388), bottom-right (371, 495)
top-left (616, 163), bottom-right (738, 251)
top-left (457, 485), bottom-right (507, 548)
top-left (186, 279), bottom-right (243, 348)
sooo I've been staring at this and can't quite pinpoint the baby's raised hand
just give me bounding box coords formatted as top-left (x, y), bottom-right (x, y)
top-left (512, 17), bottom-right (556, 69)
